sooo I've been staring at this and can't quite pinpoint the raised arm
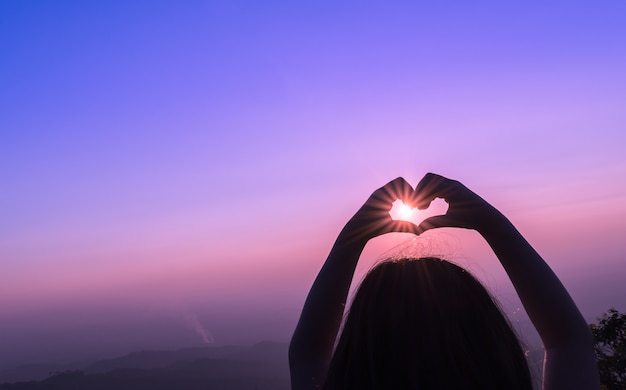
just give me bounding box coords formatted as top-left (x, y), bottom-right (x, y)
top-left (414, 173), bottom-right (599, 390)
top-left (289, 178), bottom-right (419, 390)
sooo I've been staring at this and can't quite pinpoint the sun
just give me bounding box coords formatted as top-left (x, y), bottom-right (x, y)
top-left (389, 199), bottom-right (416, 222)
top-left (397, 203), bottom-right (414, 220)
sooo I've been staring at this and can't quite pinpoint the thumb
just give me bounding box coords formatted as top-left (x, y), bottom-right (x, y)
top-left (388, 220), bottom-right (421, 235)
top-left (415, 215), bottom-right (456, 235)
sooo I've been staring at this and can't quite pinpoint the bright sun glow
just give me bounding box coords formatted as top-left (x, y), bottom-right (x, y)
top-left (389, 197), bottom-right (449, 225)
top-left (389, 199), bottom-right (416, 222)
top-left (397, 204), bottom-right (414, 220)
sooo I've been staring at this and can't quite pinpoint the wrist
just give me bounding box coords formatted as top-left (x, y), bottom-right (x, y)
top-left (477, 213), bottom-right (517, 241)
top-left (335, 220), bottom-right (372, 248)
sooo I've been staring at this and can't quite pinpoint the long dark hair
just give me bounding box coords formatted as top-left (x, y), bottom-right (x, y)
top-left (323, 257), bottom-right (532, 389)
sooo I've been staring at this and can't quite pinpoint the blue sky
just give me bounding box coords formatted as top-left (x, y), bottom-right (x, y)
top-left (1, 0), bottom-right (626, 368)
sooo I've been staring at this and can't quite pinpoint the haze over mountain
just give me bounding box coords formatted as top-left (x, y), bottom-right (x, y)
top-left (0, 341), bottom-right (290, 389)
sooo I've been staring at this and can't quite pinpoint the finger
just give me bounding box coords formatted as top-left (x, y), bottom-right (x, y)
top-left (383, 177), bottom-right (414, 201)
top-left (414, 172), bottom-right (455, 210)
top-left (342, 219), bottom-right (419, 244)
top-left (381, 219), bottom-right (421, 236)
top-left (388, 177), bottom-right (416, 207)
top-left (415, 215), bottom-right (457, 234)
top-left (413, 173), bottom-right (441, 209)
top-left (371, 177), bottom-right (415, 208)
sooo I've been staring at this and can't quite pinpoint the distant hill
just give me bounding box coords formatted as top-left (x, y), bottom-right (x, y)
top-left (0, 361), bottom-right (93, 385)
top-left (0, 341), bottom-right (290, 390)
top-left (84, 345), bottom-right (245, 373)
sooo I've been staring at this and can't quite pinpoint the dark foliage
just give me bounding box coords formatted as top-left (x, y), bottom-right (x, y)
top-left (591, 308), bottom-right (626, 390)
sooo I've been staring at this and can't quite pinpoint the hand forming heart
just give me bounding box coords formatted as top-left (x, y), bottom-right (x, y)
top-left (342, 177), bottom-right (454, 243)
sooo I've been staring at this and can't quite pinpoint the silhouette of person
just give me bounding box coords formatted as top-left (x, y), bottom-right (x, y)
top-left (289, 173), bottom-right (599, 389)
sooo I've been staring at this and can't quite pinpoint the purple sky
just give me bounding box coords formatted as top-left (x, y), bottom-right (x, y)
top-left (2, 1), bottom-right (626, 369)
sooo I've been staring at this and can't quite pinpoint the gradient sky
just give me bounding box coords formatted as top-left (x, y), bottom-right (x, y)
top-left (2, 0), bottom-right (626, 369)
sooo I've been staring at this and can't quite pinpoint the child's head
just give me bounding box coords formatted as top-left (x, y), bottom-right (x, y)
top-left (324, 257), bottom-right (532, 389)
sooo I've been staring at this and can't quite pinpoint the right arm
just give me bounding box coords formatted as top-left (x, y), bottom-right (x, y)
top-left (414, 173), bottom-right (599, 390)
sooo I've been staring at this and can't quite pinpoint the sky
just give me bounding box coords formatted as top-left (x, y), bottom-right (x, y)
top-left (1, 0), bottom-right (626, 369)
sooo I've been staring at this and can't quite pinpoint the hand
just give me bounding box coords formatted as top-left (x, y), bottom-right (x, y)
top-left (414, 173), bottom-right (506, 235)
top-left (339, 177), bottom-right (420, 244)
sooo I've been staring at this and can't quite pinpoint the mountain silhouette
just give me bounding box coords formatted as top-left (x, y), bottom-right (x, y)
top-left (0, 341), bottom-right (289, 390)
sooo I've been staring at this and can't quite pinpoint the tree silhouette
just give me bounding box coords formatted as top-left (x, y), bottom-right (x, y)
top-left (591, 308), bottom-right (626, 389)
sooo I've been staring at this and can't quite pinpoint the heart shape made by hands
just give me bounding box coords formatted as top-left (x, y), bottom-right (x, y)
top-left (389, 198), bottom-right (449, 227)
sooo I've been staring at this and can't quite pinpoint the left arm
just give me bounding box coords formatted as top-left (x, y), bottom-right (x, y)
top-left (289, 178), bottom-right (418, 390)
